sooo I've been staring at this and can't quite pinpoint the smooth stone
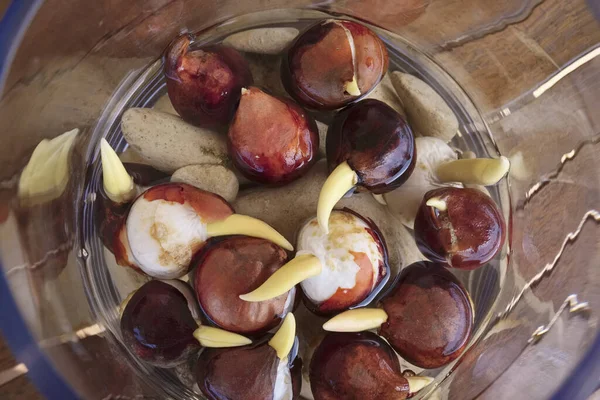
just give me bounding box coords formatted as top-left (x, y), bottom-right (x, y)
top-left (118, 147), bottom-right (148, 165)
top-left (245, 53), bottom-right (288, 98)
top-left (366, 74), bottom-right (406, 117)
top-left (461, 150), bottom-right (477, 159)
top-left (390, 71), bottom-right (458, 142)
top-left (223, 27), bottom-right (299, 55)
top-left (103, 246), bottom-right (150, 299)
top-left (338, 194), bottom-right (423, 273)
top-left (507, 150), bottom-right (531, 181)
top-left (153, 93), bottom-right (178, 116)
top-left (171, 164), bottom-right (239, 202)
top-left (234, 160), bottom-right (422, 272)
top-left (121, 108), bottom-right (229, 173)
top-left (234, 161), bottom-right (323, 241)
top-left (316, 120), bottom-right (328, 158)
top-left (383, 137), bottom-right (460, 229)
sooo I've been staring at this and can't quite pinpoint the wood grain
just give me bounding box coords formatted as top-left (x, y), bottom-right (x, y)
top-left (0, 333), bottom-right (43, 400)
top-left (432, 0), bottom-right (600, 112)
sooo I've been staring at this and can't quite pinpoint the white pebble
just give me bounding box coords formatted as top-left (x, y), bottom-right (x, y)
top-left (223, 27), bottom-right (299, 55)
top-left (316, 120), bottom-right (328, 158)
top-left (171, 164), bottom-right (239, 202)
top-left (383, 137), bottom-right (461, 229)
top-left (390, 71), bottom-right (458, 142)
top-left (121, 108), bottom-right (229, 173)
top-left (366, 74), bottom-right (405, 117)
top-left (153, 94), bottom-right (178, 116)
top-left (103, 246), bottom-right (150, 299)
top-left (118, 147), bottom-right (147, 165)
top-left (337, 193), bottom-right (422, 273)
top-left (508, 150), bottom-right (531, 181)
top-left (234, 160), bottom-right (420, 272)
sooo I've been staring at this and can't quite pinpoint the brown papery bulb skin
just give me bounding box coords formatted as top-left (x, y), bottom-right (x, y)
top-left (414, 187), bottom-right (506, 270)
top-left (327, 99), bottom-right (416, 194)
top-left (228, 87), bottom-right (318, 184)
top-left (310, 331), bottom-right (409, 400)
top-left (379, 261), bottom-right (473, 369)
top-left (164, 33), bottom-right (253, 127)
top-left (282, 19), bottom-right (389, 110)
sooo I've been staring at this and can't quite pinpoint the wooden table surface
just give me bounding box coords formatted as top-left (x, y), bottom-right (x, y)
top-left (0, 333), bottom-right (43, 400)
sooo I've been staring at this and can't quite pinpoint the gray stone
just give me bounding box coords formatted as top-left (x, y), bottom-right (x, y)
top-left (316, 120), bottom-right (328, 158)
top-left (245, 53), bottom-right (287, 98)
top-left (153, 93), bottom-right (178, 116)
top-left (383, 137), bottom-right (460, 229)
top-left (118, 147), bottom-right (148, 165)
top-left (390, 71), bottom-right (458, 142)
top-left (234, 160), bottom-right (422, 272)
top-left (338, 192), bottom-right (423, 273)
top-left (103, 246), bottom-right (150, 299)
top-left (121, 108), bottom-right (229, 173)
top-left (171, 164), bottom-right (239, 202)
top-left (223, 27), bottom-right (299, 55)
top-left (366, 73), bottom-right (406, 117)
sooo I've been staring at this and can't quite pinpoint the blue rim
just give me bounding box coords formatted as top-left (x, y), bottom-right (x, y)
top-left (0, 264), bottom-right (80, 399)
top-left (0, 1), bottom-right (79, 398)
top-left (0, 0), bottom-right (38, 90)
top-left (0, 1), bottom-right (599, 399)
top-left (550, 329), bottom-right (600, 399)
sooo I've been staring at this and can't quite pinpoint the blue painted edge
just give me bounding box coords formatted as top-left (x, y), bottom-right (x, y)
top-left (550, 330), bottom-right (600, 399)
top-left (0, 1), bottom-right (80, 398)
top-left (0, 0), bottom-right (37, 92)
top-left (0, 264), bottom-right (80, 399)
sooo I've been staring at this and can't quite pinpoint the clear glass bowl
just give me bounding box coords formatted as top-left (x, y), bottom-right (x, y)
top-left (0, 1), bottom-right (598, 399)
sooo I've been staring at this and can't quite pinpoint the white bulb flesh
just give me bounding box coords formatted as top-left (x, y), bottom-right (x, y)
top-left (384, 136), bottom-right (461, 228)
top-left (298, 211), bottom-right (383, 304)
top-left (126, 197), bottom-right (208, 279)
top-left (273, 357), bottom-right (293, 400)
top-left (118, 224), bottom-right (136, 266)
